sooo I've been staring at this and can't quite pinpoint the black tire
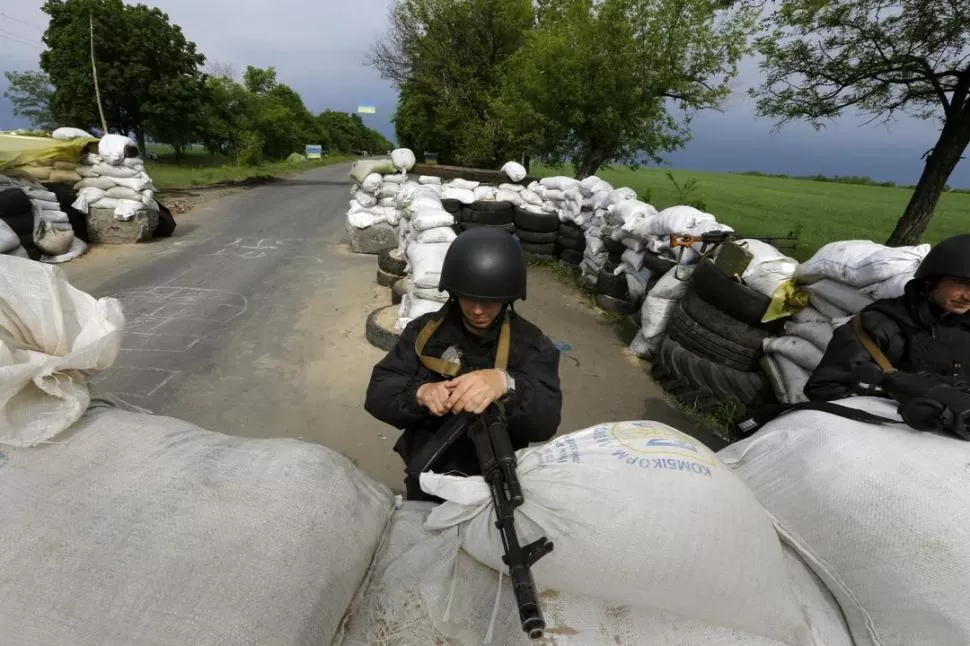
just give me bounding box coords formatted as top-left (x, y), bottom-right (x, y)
top-left (651, 336), bottom-right (776, 419)
top-left (460, 221), bottom-right (515, 233)
top-left (641, 251), bottom-right (676, 276)
top-left (559, 248), bottom-right (583, 265)
top-left (558, 259), bottom-right (582, 275)
top-left (514, 208), bottom-right (559, 233)
top-left (461, 207), bottom-right (514, 226)
top-left (365, 305), bottom-right (401, 352)
top-left (558, 222), bottom-right (584, 241)
top-left (595, 293), bottom-right (637, 315)
top-left (603, 237), bottom-right (625, 255)
top-left (378, 248), bottom-right (407, 275)
top-left (153, 202), bottom-right (176, 238)
top-left (556, 234), bottom-right (586, 251)
top-left (441, 198), bottom-right (462, 215)
top-left (607, 250), bottom-right (624, 264)
top-left (516, 229), bottom-right (558, 244)
top-left (392, 278), bottom-right (408, 305)
top-left (1, 210), bottom-right (35, 237)
top-left (680, 289), bottom-right (774, 351)
top-left (377, 267), bottom-right (401, 287)
top-left (467, 200), bottom-right (516, 212)
top-left (690, 259), bottom-right (783, 332)
top-left (602, 257), bottom-right (621, 274)
top-left (595, 269), bottom-right (629, 299)
top-left (520, 241), bottom-right (557, 255)
top-left (666, 302), bottom-right (762, 372)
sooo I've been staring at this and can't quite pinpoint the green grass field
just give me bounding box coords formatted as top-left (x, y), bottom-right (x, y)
top-left (535, 164), bottom-right (970, 261)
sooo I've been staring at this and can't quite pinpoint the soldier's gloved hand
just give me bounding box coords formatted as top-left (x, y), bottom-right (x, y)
top-left (416, 381), bottom-right (453, 416)
top-left (445, 369), bottom-right (508, 415)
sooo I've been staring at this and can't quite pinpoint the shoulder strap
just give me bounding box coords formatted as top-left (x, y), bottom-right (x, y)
top-left (736, 400), bottom-right (902, 436)
top-left (852, 314), bottom-right (897, 374)
top-left (415, 308), bottom-right (512, 377)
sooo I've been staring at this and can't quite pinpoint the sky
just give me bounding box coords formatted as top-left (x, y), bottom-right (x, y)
top-left (1, 1), bottom-right (967, 188)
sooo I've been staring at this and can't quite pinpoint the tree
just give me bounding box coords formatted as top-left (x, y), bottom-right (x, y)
top-left (39, 0), bottom-right (206, 152)
top-left (751, 0), bottom-right (970, 246)
top-left (499, 0), bottom-right (758, 178)
top-left (368, 0), bottom-right (534, 167)
top-left (3, 71), bottom-right (57, 132)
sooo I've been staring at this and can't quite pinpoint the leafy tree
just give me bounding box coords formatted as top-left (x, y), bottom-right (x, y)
top-left (3, 71), bottom-right (58, 132)
top-left (143, 74), bottom-right (207, 161)
top-left (39, 0), bottom-right (205, 152)
top-left (751, 0), bottom-right (970, 246)
top-left (368, 0), bottom-right (534, 167)
top-left (499, 0), bottom-right (758, 178)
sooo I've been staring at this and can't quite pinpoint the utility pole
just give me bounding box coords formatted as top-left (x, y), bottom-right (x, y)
top-left (90, 13), bottom-right (108, 133)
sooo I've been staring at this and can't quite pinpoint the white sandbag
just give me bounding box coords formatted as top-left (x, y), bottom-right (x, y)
top-left (104, 185), bottom-right (144, 201)
top-left (441, 187), bottom-right (475, 204)
top-left (621, 247), bottom-right (645, 272)
top-left (5, 245), bottom-right (29, 259)
top-left (407, 242), bottom-right (452, 289)
top-left (411, 209), bottom-right (455, 232)
top-left (411, 284), bottom-right (449, 303)
top-left (739, 239), bottom-right (799, 298)
top-left (718, 395), bottom-right (970, 646)
top-left (538, 175), bottom-right (580, 192)
top-left (473, 186), bottom-right (497, 201)
top-left (860, 273), bottom-right (913, 300)
top-left (498, 183), bottom-right (523, 193)
top-left (400, 292), bottom-right (446, 320)
top-left (578, 175), bottom-right (602, 196)
top-left (794, 240), bottom-right (931, 288)
top-left (801, 279), bottom-right (874, 315)
top-left (584, 234), bottom-right (604, 255)
top-left (81, 153), bottom-right (103, 166)
top-left (391, 148), bottom-right (416, 172)
top-left (40, 238), bottom-right (88, 264)
top-left (417, 175), bottom-right (441, 185)
top-left (625, 267), bottom-right (654, 302)
top-left (122, 158), bottom-right (145, 171)
top-left (23, 187), bottom-right (58, 203)
top-left (34, 219), bottom-right (74, 256)
top-left (347, 210), bottom-right (384, 229)
top-left (763, 336), bottom-right (824, 373)
top-left (114, 199), bottom-right (151, 222)
top-left (611, 199), bottom-right (658, 225)
top-left (501, 161), bottom-right (527, 182)
top-left (41, 209), bottom-right (70, 224)
top-left (51, 126), bottom-right (94, 140)
top-left (494, 189), bottom-right (521, 204)
top-left (350, 158), bottom-right (396, 184)
top-left (410, 194), bottom-right (442, 213)
top-left (623, 237), bottom-right (645, 252)
top-left (0, 257), bottom-right (124, 447)
top-left (806, 290), bottom-right (852, 321)
top-left (378, 197), bottom-right (395, 207)
top-left (354, 191), bottom-right (378, 208)
top-left (361, 173), bottom-right (383, 193)
top-left (518, 188), bottom-right (542, 205)
top-left (762, 353), bottom-right (811, 405)
top-left (445, 178), bottom-right (480, 191)
top-left (379, 184), bottom-right (400, 200)
top-left (382, 173), bottom-right (405, 185)
top-left (422, 422), bottom-right (813, 644)
top-left (76, 165), bottom-right (99, 178)
top-left (783, 321), bottom-right (835, 352)
top-left (0, 404), bottom-right (395, 646)
top-left (340, 503), bottom-right (852, 646)
top-left (652, 264), bottom-right (695, 300)
top-left (414, 226), bottom-right (456, 244)
top-left (0, 220), bottom-right (20, 253)
top-left (98, 133), bottom-right (137, 165)
top-left (792, 306), bottom-right (829, 323)
top-left (91, 162), bottom-right (143, 180)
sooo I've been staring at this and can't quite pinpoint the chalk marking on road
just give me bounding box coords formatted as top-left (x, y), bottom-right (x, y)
top-left (120, 332), bottom-right (203, 353)
top-left (90, 366), bottom-right (182, 398)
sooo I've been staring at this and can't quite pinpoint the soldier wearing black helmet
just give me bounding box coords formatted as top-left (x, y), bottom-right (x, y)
top-left (364, 227), bottom-right (563, 500)
top-left (804, 233), bottom-right (970, 401)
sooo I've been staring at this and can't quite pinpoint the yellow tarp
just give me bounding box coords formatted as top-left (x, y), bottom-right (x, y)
top-left (762, 279), bottom-right (811, 323)
top-left (0, 134), bottom-right (97, 171)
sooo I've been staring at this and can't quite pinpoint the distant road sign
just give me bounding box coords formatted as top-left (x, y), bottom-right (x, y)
top-left (305, 144), bottom-right (322, 159)
top-left (357, 105), bottom-right (376, 114)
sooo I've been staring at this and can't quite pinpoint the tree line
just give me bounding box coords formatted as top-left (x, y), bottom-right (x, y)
top-left (4, 0), bottom-right (391, 164)
top-left (368, 0), bottom-right (970, 246)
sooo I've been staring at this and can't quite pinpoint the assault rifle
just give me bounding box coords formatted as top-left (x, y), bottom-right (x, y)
top-left (862, 366), bottom-right (970, 440)
top-left (669, 230), bottom-right (798, 264)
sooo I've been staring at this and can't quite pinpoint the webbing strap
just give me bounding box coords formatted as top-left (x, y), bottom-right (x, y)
top-left (415, 308), bottom-right (511, 377)
top-left (852, 314), bottom-right (897, 374)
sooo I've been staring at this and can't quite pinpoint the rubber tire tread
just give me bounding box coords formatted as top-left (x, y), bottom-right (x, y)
top-left (680, 289), bottom-right (774, 351)
top-left (595, 293), bottom-right (637, 315)
top-left (559, 248), bottom-right (583, 265)
top-left (440, 198), bottom-right (462, 215)
top-left (641, 251), bottom-right (675, 276)
top-left (650, 336), bottom-right (776, 419)
top-left (365, 305), bottom-right (401, 352)
top-left (392, 278), bottom-right (408, 305)
top-left (556, 235), bottom-right (585, 251)
top-left (520, 241), bottom-right (557, 255)
top-left (378, 248), bottom-right (407, 275)
top-left (514, 209), bottom-right (560, 232)
top-left (377, 267), bottom-right (401, 287)
top-left (516, 229), bottom-right (558, 244)
top-left (690, 258), bottom-right (782, 331)
top-left (558, 222), bottom-right (584, 240)
top-left (603, 237), bottom-right (625, 255)
top-left (666, 302), bottom-right (762, 371)
top-left (466, 200), bottom-right (516, 212)
top-left (460, 207), bottom-right (514, 225)
top-left (595, 269), bottom-right (629, 299)
top-left (153, 202), bottom-right (176, 238)
top-left (460, 221), bottom-right (515, 233)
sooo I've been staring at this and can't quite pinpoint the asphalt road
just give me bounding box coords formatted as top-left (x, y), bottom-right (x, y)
top-left (64, 162), bottom-right (712, 490)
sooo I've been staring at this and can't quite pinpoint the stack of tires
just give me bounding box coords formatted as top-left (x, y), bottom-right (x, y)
top-left (0, 184), bottom-right (37, 258)
top-left (377, 247), bottom-right (408, 289)
top-left (650, 257), bottom-right (782, 421)
top-left (593, 237), bottom-right (638, 316)
top-left (441, 198), bottom-right (462, 234)
top-left (458, 201), bottom-right (515, 235)
top-left (512, 208), bottom-right (559, 260)
top-left (556, 221), bottom-right (585, 268)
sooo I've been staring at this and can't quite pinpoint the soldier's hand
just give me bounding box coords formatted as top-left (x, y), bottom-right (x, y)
top-left (416, 381), bottom-right (453, 416)
top-left (445, 369), bottom-right (508, 415)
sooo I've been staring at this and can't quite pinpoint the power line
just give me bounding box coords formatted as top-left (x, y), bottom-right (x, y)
top-left (0, 13), bottom-right (45, 32)
top-left (0, 28), bottom-right (43, 49)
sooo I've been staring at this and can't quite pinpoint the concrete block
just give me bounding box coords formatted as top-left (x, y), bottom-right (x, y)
top-left (87, 207), bottom-right (158, 244)
top-left (348, 222), bottom-right (397, 254)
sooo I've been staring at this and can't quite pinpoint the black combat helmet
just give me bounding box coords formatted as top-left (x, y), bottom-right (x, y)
top-left (438, 227), bottom-right (527, 301)
top-left (914, 234), bottom-right (970, 281)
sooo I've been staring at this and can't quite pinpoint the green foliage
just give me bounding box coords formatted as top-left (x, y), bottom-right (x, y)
top-left (39, 0), bottom-right (206, 151)
top-left (498, 0), bottom-right (759, 178)
top-left (664, 171), bottom-right (707, 211)
top-left (3, 71), bottom-right (57, 131)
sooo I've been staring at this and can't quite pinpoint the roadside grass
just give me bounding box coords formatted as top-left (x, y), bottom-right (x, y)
top-left (144, 145), bottom-right (356, 190)
top-left (532, 164), bottom-right (970, 261)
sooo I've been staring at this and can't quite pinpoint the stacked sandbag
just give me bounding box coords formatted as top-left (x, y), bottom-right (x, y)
top-left (718, 395), bottom-right (970, 646)
top-left (0, 177), bottom-right (35, 257)
top-left (630, 264), bottom-right (695, 358)
top-left (2, 175), bottom-right (84, 262)
top-left (618, 204), bottom-right (733, 268)
top-left (396, 189), bottom-right (454, 332)
top-left (761, 240), bottom-right (929, 404)
top-left (346, 171), bottom-right (399, 229)
top-left (416, 420), bottom-right (831, 645)
top-left (71, 134), bottom-right (159, 222)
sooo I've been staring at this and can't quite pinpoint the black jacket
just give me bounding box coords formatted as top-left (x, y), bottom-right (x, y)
top-left (804, 280), bottom-right (970, 401)
top-left (364, 302), bottom-right (562, 492)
